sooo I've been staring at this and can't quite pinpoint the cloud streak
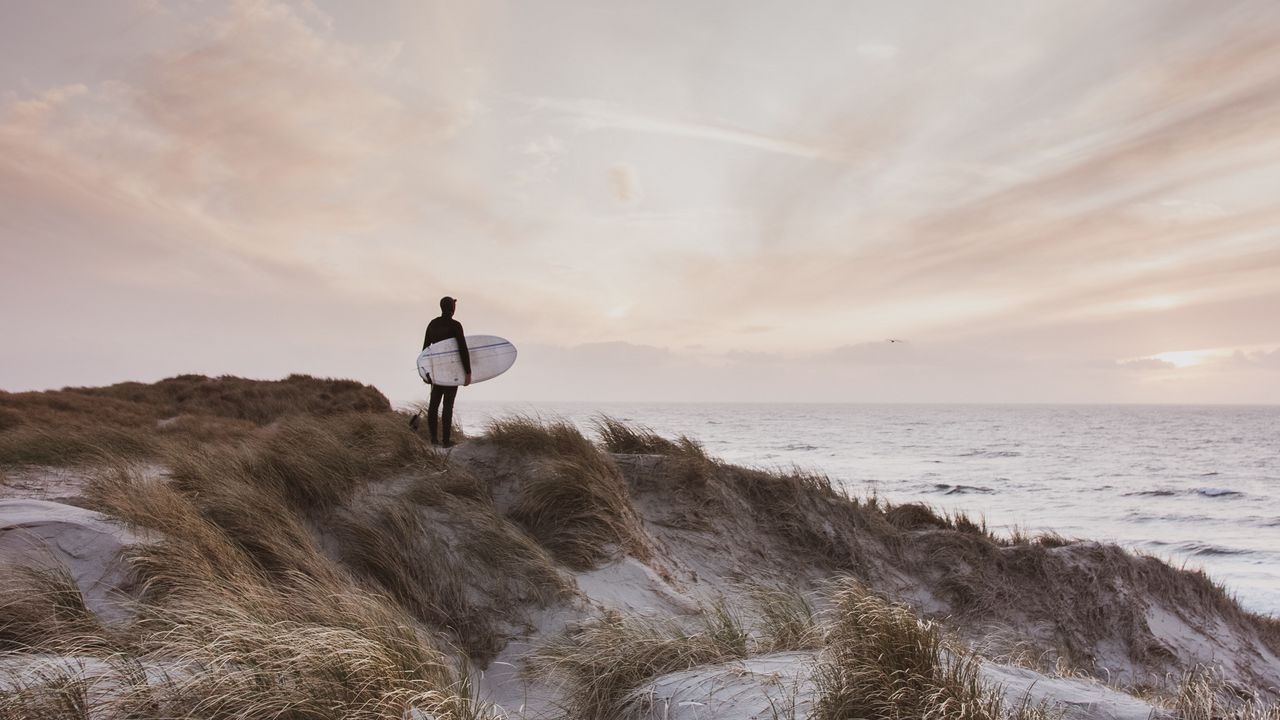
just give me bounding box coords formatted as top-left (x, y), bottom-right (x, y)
top-left (531, 96), bottom-right (856, 162)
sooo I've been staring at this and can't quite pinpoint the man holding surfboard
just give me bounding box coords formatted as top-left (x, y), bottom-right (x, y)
top-left (413, 296), bottom-right (471, 447)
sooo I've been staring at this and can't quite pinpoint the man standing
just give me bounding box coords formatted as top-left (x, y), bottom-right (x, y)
top-left (414, 296), bottom-right (471, 447)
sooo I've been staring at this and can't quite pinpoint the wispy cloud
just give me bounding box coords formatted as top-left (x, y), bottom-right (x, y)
top-left (529, 96), bottom-right (855, 162)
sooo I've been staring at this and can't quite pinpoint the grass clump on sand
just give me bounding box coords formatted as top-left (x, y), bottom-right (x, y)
top-left (0, 564), bottom-right (119, 656)
top-left (483, 415), bottom-right (649, 570)
top-left (1163, 666), bottom-right (1280, 720)
top-left (334, 488), bottom-right (571, 660)
top-left (527, 607), bottom-right (751, 720)
top-left (527, 588), bottom-right (825, 720)
top-left (813, 579), bottom-right (1053, 720)
top-left (0, 611), bottom-right (489, 720)
top-left (594, 416), bottom-right (708, 459)
top-left (748, 584), bottom-right (822, 653)
top-left (226, 412), bottom-right (442, 514)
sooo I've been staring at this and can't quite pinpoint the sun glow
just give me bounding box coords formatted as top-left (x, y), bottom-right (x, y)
top-left (1132, 295), bottom-right (1184, 311)
top-left (1149, 350), bottom-right (1216, 368)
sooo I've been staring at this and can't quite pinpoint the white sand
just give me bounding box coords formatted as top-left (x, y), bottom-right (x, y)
top-left (0, 498), bottom-right (145, 624)
top-left (628, 651), bottom-right (818, 720)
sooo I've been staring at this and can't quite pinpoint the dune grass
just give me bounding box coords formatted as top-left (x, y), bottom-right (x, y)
top-left (15, 459), bottom-right (494, 719)
top-left (0, 374), bottom-right (392, 467)
top-left (0, 618), bottom-right (489, 720)
top-left (526, 586), bottom-right (825, 720)
top-left (726, 465), bottom-right (875, 569)
top-left (82, 413), bottom-right (565, 661)
top-left (527, 608), bottom-right (752, 720)
top-left (333, 491), bottom-right (571, 660)
top-left (218, 412), bottom-right (443, 514)
top-left (813, 579), bottom-right (1054, 720)
top-left (594, 416), bottom-right (708, 459)
top-left (483, 415), bottom-right (650, 570)
top-left (1166, 666), bottom-right (1280, 720)
top-left (0, 542), bottom-right (478, 718)
top-left (0, 564), bottom-right (118, 656)
top-left (748, 584), bottom-right (822, 653)
top-left (64, 373), bottom-right (391, 423)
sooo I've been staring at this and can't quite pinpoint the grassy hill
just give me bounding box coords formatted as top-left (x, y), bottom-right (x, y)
top-left (1, 377), bottom-right (1277, 719)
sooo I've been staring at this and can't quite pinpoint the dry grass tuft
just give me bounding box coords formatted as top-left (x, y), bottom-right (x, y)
top-left (0, 425), bottom-right (157, 468)
top-left (332, 485), bottom-right (570, 658)
top-left (483, 414), bottom-right (597, 458)
top-left (527, 608), bottom-right (751, 720)
top-left (748, 584), bottom-right (821, 653)
top-left (509, 454), bottom-right (648, 570)
top-left (525, 591), bottom-right (825, 720)
top-left (407, 464), bottom-right (492, 505)
top-left (886, 501), bottom-right (954, 531)
top-left (0, 618), bottom-right (490, 720)
top-left (227, 412), bottom-right (442, 515)
top-left (594, 416), bottom-right (708, 459)
top-left (484, 415), bottom-right (650, 570)
top-left (334, 499), bottom-right (495, 658)
top-left (0, 564), bottom-right (117, 655)
top-left (813, 579), bottom-right (1054, 720)
top-left (728, 465), bottom-right (873, 568)
top-left (1164, 666), bottom-right (1280, 720)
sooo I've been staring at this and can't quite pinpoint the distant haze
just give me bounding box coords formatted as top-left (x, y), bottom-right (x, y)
top-left (3, 1), bottom-right (1279, 405)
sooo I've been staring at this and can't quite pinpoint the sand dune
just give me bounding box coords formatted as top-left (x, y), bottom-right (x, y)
top-left (1, 376), bottom-right (1276, 719)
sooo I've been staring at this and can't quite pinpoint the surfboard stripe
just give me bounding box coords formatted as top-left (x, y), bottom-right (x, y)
top-left (424, 341), bottom-right (511, 358)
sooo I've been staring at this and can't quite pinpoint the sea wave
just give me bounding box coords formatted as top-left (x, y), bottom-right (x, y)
top-left (1197, 488), bottom-right (1244, 498)
top-left (932, 483), bottom-right (996, 495)
top-left (1174, 541), bottom-right (1251, 557)
top-left (957, 449), bottom-right (1023, 458)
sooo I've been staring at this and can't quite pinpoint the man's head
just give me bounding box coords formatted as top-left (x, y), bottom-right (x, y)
top-left (440, 296), bottom-right (457, 317)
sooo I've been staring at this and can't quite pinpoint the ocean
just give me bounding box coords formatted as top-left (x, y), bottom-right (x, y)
top-left (466, 402), bottom-right (1280, 616)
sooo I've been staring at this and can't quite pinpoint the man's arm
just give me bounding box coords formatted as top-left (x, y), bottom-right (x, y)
top-left (455, 322), bottom-right (472, 385)
top-left (423, 326), bottom-right (431, 351)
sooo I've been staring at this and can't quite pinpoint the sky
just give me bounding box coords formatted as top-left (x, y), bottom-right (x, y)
top-left (2, 0), bottom-right (1279, 405)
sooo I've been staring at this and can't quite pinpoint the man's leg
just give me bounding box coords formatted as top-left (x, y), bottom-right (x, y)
top-left (427, 384), bottom-right (444, 445)
top-left (440, 385), bottom-right (458, 446)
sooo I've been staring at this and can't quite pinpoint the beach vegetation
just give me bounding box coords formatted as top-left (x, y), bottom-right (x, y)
top-left (813, 579), bottom-right (1055, 720)
top-left (482, 415), bottom-right (650, 570)
top-left (594, 416), bottom-right (708, 459)
top-left (526, 607), bottom-right (751, 720)
top-left (0, 374), bottom-right (393, 467)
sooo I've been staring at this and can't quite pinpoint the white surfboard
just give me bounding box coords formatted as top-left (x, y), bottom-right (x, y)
top-left (417, 335), bottom-right (517, 386)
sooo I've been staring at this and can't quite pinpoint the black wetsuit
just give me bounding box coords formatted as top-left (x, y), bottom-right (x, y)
top-left (422, 316), bottom-right (470, 446)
